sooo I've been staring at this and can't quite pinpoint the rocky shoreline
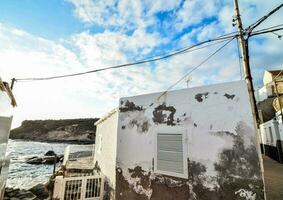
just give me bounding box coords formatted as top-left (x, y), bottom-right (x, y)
top-left (4, 184), bottom-right (49, 200)
top-left (10, 118), bottom-right (99, 144)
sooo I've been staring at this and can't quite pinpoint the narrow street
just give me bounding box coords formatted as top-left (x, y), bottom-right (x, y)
top-left (263, 156), bottom-right (283, 200)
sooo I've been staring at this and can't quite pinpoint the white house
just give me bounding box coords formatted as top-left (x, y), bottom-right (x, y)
top-left (257, 70), bottom-right (283, 102)
top-left (94, 81), bottom-right (264, 200)
top-left (260, 112), bottom-right (283, 163)
top-left (0, 79), bottom-right (16, 199)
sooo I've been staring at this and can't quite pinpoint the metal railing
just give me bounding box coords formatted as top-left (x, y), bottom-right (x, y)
top-left (53, 175), bottom-right (104, 200)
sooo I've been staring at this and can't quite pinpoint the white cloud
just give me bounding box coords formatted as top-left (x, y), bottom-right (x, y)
top-left (1, 0), bottom-right (283, 127)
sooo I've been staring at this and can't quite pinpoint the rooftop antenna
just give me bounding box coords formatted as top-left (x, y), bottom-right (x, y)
top-left (186, 76), bottom-right (192, 88)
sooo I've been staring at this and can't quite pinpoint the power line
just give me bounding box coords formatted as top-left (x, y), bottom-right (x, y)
top-left (15, 34), bottom-right (237, 82)
top-left (250, 27), bottom-right (283, 37)
top-left (12, 21), bottom-right (283, 83)
top-left (247, 3), bottom-right (283, 36)
top-left (155, 37), bottom-right (236, 101)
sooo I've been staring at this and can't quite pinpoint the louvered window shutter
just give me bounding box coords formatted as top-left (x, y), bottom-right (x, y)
top-left (157, 133), bottom-right (184, 174)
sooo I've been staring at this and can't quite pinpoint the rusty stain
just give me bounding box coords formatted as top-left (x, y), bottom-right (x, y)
top-left (152, 103), bottom-right (176, 126)
top-left (224, 93), bottom-right (236, 100)
top-left (195, 92), bottom-right (209, 102)
top-left (120, 100), bottom-right (144, 112)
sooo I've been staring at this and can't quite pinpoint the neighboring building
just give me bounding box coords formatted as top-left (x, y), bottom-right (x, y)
top-left (257, 70), bottom-right (283, 102)
top-left (0, 79), bottom-right (16, 199)
top-left (94, 81), bottom-right (264, 200)
top-left (257, 70), bottom-right (283, 163)
top-left (259, 110), bottom-right (283, 163)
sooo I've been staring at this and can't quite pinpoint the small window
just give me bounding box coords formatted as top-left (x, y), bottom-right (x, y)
top-left (97, 135), bottom-right (102, 154)
top-left (155, 128), bottom-right (187, 178)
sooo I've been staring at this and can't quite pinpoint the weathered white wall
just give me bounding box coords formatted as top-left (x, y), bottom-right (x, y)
top-left (263, 71), bottom-right (273, 85)
top-left (115, 80), bottom-right (264, 199)
top-left (94, 109), bottom-right (118, 192)
top-left (118, 81), bottom-right (256, 174)
top-left (260, 119), bottom-right (280, 146)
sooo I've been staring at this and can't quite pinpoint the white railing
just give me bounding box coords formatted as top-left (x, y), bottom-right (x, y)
top-left (53, 175), bottom-right (104, 200)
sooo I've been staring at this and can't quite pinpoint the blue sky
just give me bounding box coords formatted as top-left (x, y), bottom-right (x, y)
top-left (0, 0), bottom-right (282, 127)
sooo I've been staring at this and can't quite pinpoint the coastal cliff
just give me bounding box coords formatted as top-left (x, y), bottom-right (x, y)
top-left (10, 118), bottom-right (99, 144)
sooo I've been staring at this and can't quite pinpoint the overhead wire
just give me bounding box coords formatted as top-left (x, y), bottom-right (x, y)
top-left (246, 3), bottom-right (283, 36)
top-left (15, 34), bottom-right (237, 82)
top-left (154, 36), bottom-right (236, 102)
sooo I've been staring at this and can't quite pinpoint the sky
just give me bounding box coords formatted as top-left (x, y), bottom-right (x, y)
top-left (0, 0), bottom-right (282, 128)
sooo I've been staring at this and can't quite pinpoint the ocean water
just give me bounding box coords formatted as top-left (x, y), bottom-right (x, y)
top-left (6, 140), bottom-right (68, 189)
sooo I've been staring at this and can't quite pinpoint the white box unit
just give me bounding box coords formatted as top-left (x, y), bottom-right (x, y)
top-left (53, 175), bottom-right (104, 200)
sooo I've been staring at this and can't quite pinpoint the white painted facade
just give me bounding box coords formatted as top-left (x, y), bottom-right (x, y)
top-left (94, 109), bottom-right (118, 194)
top-left (117, 81), bottom-right (259, 177)
top-left (260, 119), bottom-right (280, 147)
top-left (95, 80), bottom-right (264, 199)
top-left (257, 85), bottom-right (273, 102)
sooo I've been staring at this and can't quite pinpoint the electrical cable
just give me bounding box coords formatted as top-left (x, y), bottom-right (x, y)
top-left (247, 3), bottom-right (283, 36)
top-left (155, 37), bottom-right (236, 101)
top-left (15, 34), bottom-right (237, 82)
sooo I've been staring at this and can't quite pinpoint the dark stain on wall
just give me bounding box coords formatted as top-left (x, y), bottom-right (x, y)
top-left (116, 167), bottom-right (191, 200)
top-left (152, 103), bottom-right (176, 126)
top-left (128, 119), bottom-right (150, 133)
top-left (116, 167), bottom-right (148, 200)
top-left (121, 125), bottom-right (126, 130)
top-left (116, 121), bottom-right (264, 199)
top-left (213, 121), bottom-right (264, 199)
top-left (224, 93), bottom-right (236, 100)
top-left (120, 100), bottom-right (144, 112)
top-left (195, 92), bottom-right (209, 102)
top-left (210, 131), bottom-right (236, 138)
top-left (194, 123), bottom-right (197, 127)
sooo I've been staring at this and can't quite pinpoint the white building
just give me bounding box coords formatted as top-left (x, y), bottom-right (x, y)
top-left (257, 70), bottom-right (283, 102)
top-left (94, 81), bottom-right (264, 200)
top-left (260, 112), bottom-right (283, 163)
top-left (0, 79), bottom-right (16, 199)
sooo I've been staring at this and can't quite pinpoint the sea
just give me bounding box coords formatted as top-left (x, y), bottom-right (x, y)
top-left (6, 140), bottom-right (68, 189)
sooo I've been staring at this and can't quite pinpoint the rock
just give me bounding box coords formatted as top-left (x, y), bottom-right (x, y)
top-left (44, 150), bottom-right (56, 156)
top-left (29, 184), bottom-right (49, 200)
top-left (4, 188), bottom-right (38, 200)
top-left (26, 154), bottom-right (63, 165)
top-left (26, 157), bottom-right (44, 165)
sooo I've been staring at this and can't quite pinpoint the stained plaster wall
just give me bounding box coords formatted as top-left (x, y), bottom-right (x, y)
top-left (116, 81), bottom-right (264, 200)
top-left (94, 109), bottom-right (118, 199)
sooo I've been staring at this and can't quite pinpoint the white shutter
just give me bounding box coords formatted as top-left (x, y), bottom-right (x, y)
top-left (157, 133), bottom-right (184, 174)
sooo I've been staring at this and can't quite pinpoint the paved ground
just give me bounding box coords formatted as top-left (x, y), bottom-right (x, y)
top-left (263, 156), bottom-right (283, 200)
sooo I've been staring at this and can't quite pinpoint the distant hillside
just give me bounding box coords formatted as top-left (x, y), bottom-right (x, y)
top-left (10, 118), bottom-right (99, 144)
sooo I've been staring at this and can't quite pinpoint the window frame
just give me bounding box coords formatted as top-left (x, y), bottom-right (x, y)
top-left (154, 127), bottom-right (188, 179)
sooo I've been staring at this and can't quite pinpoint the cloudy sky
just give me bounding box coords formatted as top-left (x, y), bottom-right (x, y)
top-left (0, 0), bottom-right (282, 127)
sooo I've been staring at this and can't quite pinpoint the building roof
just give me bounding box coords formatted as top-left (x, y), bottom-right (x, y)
top-left (267, 70), bottom-right (283, 76)
top-left (95, 108), bottom-right (118, 126)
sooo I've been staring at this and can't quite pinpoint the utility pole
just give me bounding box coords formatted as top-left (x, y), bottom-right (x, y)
top-left (233, 0), bottom-right (259, 127)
